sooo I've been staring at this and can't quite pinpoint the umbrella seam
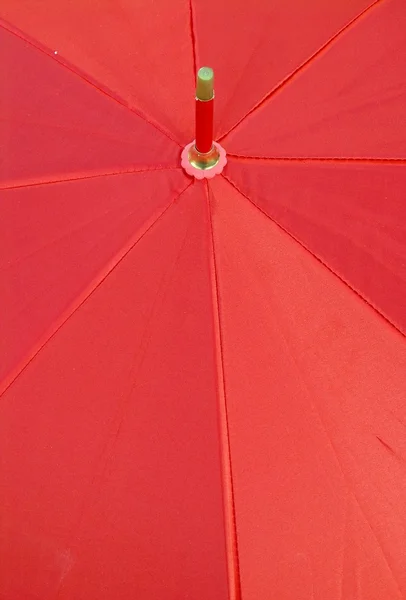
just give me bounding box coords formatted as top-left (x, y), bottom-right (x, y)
top-left (219, 0), bottom-right (385, 143)
top-left (1, 180), bottom-right (176, 272)
top-left (0, 17), bottom-right (182, 148)
top-left (223, 174), bottom-right (405, 339)
top-left (0, 180), bottom-right (193, 397)
top-left (0, 166), bottom-right (182, 192)
top-left (227, 155), bottom-right (406, 165)
top-left (206, 180), bottom-right (242, 600)
top-left (188, 0), bottom-right (197, 84)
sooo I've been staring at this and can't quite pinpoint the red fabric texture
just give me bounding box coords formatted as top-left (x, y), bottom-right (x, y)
top-left (0, 184), bottom-right (229, 600)
top-left (0, 2), bottom-right (195, 143)
top-left (0, 168), bottom-right (190, 389)
top-left (226, 159), bottom-right (406, 334)
top-left (0, 27), bottom-right (179, 189)
top-left (1, 0), bottom-right (406, 598)
top-left (224, 0), bottom-right (406, 159)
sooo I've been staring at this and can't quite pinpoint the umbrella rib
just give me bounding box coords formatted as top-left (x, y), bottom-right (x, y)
top-left (206, 181), bottom-right (242, 600)
top-left (227, 155), bottom-right (406, 166)
top-left (223, 174), bottom-right (405, 338)
top-left (218, 0), bottom-right (385, 142)
top-left (188, 0), bottom-right (197, 83)
top-left (0, 18), bottom-right (182, 148)
top-left (0, 181), bottom-right (193, 397)
top-left (0, 166), bottom-right (181, 192)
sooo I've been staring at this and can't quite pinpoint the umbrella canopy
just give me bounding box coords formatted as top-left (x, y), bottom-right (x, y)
top-left (1, 0), bottom-right (406, 599)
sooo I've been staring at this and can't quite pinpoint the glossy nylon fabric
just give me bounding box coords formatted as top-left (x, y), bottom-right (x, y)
top-left (0, 0), bottom-right (406, 599)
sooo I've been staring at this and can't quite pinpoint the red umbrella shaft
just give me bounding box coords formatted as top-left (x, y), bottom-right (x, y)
top-left (195, 97), bottom-right (214, 154)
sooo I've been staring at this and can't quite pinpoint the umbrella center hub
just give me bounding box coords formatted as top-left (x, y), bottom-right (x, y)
top-left (181, 141), bottom-right (227, 180)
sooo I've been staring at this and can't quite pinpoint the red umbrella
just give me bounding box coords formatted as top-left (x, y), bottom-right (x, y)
top-left (1, 0), bottom-right (406, 598)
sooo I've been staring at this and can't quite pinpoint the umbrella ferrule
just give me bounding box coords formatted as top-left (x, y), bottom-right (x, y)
top-left (195, 95), bottom-right (214, 154)
top-left (181, 67), bottom-right (227, 179)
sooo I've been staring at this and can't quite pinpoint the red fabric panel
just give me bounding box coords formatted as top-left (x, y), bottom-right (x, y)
top-left (0, 183), bottom-right (229, 600)
top-left (210, 176), bottom-right (406, 600)
top-left (0, 26), bottom-right (179, 189)
top-left (0, 1), bottom-right (194, 144)
top-left (226, 159), bottom-right (406, 335)
top-left (225, 0), bottom-right (406, 159)
top-left (0, 0), bottom-right (375, 145)
top-left (193, 0), bottom-right (374, 138)
top-left (0, 170), bottom-right (189, 390)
